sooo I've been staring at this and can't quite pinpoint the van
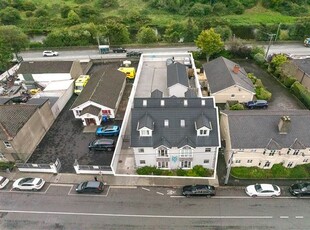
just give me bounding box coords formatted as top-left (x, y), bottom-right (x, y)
top-left (118, 67), bottom-right (136, 79)
top-left (74, 75), bottom-right (90, 95)
top-left (88, 138), bottom-right (115, 151)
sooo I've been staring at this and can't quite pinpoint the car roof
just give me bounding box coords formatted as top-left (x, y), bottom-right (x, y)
top-left (86, 181), bottom-right (102, 187)
top-left (95, 138), bottom-right (114, 144)
top-left (258, 184), bottom-right (276, 190)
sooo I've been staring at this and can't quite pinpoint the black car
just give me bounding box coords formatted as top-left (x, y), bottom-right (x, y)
top-left (245, 100), bottom-right (268, 109)
top-left (112, 47), bottom-right (127, 53)
top-left (88, 138), bottom-right (115, 151)
top-left (126, 51), bottom-right (142, 57)
top-left (182, 184), bottom-right (216, 197)
top-left (289, 182), bottom-right (310, 197)
top-left (76, 181), bottom-right (104, 193)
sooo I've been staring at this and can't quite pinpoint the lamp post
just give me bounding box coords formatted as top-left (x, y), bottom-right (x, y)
top-left (265, 33), bottom-right (276, 60)
top-left (275, 23), bottom-right (281, 42)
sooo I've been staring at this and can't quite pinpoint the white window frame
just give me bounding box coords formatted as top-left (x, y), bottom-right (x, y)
top-left (180, 160), bottom-right (192, 169)
top-left (180, 146), bottom-right (193, 157)
top-left (157, 161), bottom-right (169, 169)
top-left (203, 159), bottom-right (209, 164)
top-left (157, 148), bottom-right (168, 157)
top-left (138, 148), bottom-right (144, 153)
top-left (164, 119), bottom-right (169, 127)
top-left (140, 128), bottom-right (151, 137)
top-left (201, 100), bottom-right (205, 106)
top-left (3, 141), bottom-right (12, 148)
top-left (180, 119), bottom-right (185, 127)
top-left (160, 100), bottom-right (165, 106)
top-left (140, 160), bottom-right (146, 164)
top-left (143, 100), bottom-right (147, 107)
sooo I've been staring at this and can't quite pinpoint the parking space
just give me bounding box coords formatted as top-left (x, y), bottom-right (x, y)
top-left (28, 62), bottom-right (133, 173)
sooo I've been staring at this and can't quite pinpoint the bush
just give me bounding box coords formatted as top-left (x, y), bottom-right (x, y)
top-left (291, 82), bottom-right (310, 109)
top-left (29, 41), bottom-right (43, 48)
top-left (0, 161), bottom-right (15, 171)
top-left (254, 79), bottom-right (264, 88)
top-left (282, 75), bottom-right (296, 88)
top-left (230, 103), bottom-right (244, 110)
top-left (253, 53), bottom-right (265, 66)
top-left (256, 87), bottom-right (272, 100)
top-left (136, 166), bottom-right (162, 175)
top-left (176, 168), bottom-right (187, 176)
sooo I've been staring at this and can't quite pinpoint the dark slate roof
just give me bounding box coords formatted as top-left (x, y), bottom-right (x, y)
top-left (185, 88), bottom-right (197, 98)
top-left (131, 96), bottom-right (220, 148)
top-left (26, 98), bottom-right (49, 106)
top-left (18, 61), bottom-right (73, 74)
top-left (167, 62), bottom-right (188, 88)
top-left (202, 57), bottom-right (255, 93)
top-left (195, 113), bottom-right (211, 129)
top-left (80, 105), bottom-right (101, 116)
top-left (137, 113), bottom-right (154, 130)
top-left (222, 110), bottom-right (310, 149)
top-left (292, 58), bottom-right (310, 75)
top-left (0, 104), bottom-right (38, 140)
top-left (151, 89), bottom-right (163, 98)
top-left (71, 63), bottom-right (126, 109)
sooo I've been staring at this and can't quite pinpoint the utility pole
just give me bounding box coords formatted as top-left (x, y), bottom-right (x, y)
top-left (275, 23), bottom-right (281, 42)
top-left (265, 33), bottom-right (276, 60)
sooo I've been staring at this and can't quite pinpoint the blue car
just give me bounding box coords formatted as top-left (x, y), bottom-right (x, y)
top-left (96, 125), bottom-right (120, 136)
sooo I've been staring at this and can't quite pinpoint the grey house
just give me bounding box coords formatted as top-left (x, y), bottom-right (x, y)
top-left (131, 90), bottom-right (221, 170)
top-left (203, 57), bottom-right (255, 103)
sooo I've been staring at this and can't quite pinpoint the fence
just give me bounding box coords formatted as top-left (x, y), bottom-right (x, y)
top-left (16, 158), bottom-right (61, 174)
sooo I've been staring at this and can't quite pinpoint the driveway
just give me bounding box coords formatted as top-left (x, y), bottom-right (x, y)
top-left (236, 59), bottom-right (306, 110)
top-left (28, 63), bottom-right (132, 173)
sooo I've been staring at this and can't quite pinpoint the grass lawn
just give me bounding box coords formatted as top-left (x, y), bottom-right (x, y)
top-left (231, 164), bottom-right (310, 179)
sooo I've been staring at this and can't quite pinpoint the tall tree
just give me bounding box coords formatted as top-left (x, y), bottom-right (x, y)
top-left (0, 37), bottom-right (13, 72)
top-left (0, 25), bottom-right (29, 59)
top-left (137, 27), bottom-right (158, 44)
top-left (195, 28), bottom-right (224, 62)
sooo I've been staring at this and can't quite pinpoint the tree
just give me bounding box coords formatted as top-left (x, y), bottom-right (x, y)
top-left (183, 18), bottom-right (199, 43)
top-left (0, 37), bottom-right (13, 72)
top-left (0, 25), bottom-right (29, 58)
top-left (0, 7), bottom-right (21, 25)
top-left (67, 10), bottom-right (81, 26)
top-left (164, 22), bottom-right (185, 43)
top-left (60, 5), bottom-right (71, 18)
top-left (195, 28), bottom-right (224, 62)
top-left (105, 21), bottom-right (130, 45)
top-left (137, 27), bottom-right (158, 44)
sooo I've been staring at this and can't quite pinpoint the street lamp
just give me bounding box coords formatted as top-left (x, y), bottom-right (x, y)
top-left (265, 33), bottom-right (276, 60)
top-left (275, 23), bottom-right (281, 42)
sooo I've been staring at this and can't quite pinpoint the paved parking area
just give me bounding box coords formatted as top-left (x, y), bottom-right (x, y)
top-left (28, 63), bottom-right (132, 173)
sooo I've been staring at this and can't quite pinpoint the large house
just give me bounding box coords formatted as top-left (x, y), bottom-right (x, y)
top-left (71, 63), bottom-right (126, 126)
top-left (203, 57), bottom-right (255, 103)
top-left (0, 100), bottom-right (54, 162)
top-left (220, 110), bottom-right (310, 170)
top-left (131, 90), bottom-right (221, 170)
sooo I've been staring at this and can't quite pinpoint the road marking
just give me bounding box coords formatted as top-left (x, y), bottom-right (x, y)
top-left (0, 210), bottom-right (274, 219)
top-left (296, 216), bottom-right (304, 219)
top-left (156, 192), bottom-right (164, 195)
top-left (142, 187), bottom-right (150, 191)
top-left (167, 190), bottom-right (176, 195)
top-left (110, 186), bottom-right (137, 189)
top-left (280, 216), bottom-right (289, 219)
top-left (68, 186), bottom-right (110, 197)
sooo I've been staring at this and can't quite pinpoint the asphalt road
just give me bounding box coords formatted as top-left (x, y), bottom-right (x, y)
top-left (19, 43), bottom-right (310, 62)
top-left (0, 185), bottom-right (309, 230)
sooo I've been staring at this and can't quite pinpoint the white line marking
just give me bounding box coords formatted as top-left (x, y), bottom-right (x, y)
top-left (142, 187), bottom-right (150, 191)
top-left (0, 210), bottom-right (274, 219)
top-left (280, 216), bottom-right (289, 219)
top-left (110, 186), bottom-right (137, 189)
top-left (156, 192), bottom-right (164, 195)
top-left (296, 216), bottom-right (304, 219)
top-left (170, 196), bottom-right (185, 198)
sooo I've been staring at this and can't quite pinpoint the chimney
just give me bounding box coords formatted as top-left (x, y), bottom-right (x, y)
top-left (278, 116), bottom-right (291, 134)
top-left (232, 65), bottom-right (240, 74)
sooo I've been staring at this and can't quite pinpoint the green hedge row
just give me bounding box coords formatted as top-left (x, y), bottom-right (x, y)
top-left (136, 165), bottom-right (213, 177)
top-left (0, 161), bottom-right (15, 171)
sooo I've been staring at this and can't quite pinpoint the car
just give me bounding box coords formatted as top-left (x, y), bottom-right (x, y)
top-left (43, 50), bottom-right (59, 57)
top-left (76, 181), bottom-right (104, 194)
top-left (289, 182), bottom-right (310, 197)
top-left (88, 138), bottom-right (115, 151)
top-left (245, 100), bottom-right (268, 109)
top-left (0, 176), bottom-right (9, 189)
top-left (13, 177), bottom-right (45, 191)
top-left (183, 57), bottom-right (191, 67)
top-left (182, 184), bottom-right (216, 197)
top-left (245, 183), bottom-right (281, 197)
top-left (126, 51), bottom-right (142, 57)
top-left (112, 47), bottom-right (127, 53)
top-left (166, 58), bottom-right (174, 66)
top-left (96, 125), bottom-right (120, 136)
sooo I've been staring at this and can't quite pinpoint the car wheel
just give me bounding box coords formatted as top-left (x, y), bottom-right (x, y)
top-left (297, 194), bottom-right (302, 198)
top-left (15, 187), bottom-right (21, 191)
top-left (186, 194), bottom-right (190, 198)
top-left (271, 195), bottom-right (276, 198)
top-left (206, 194), bottom-right (211, 198)
top-left (107, 147), bottom-right (112, 151)
top-left (251, 195), bottom-right (257, 198)
top-left (32, 188), bottom-right (38, 191)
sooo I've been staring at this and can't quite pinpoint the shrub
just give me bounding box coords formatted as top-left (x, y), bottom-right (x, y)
top-left (136, 166), bottom-right (162, 175)
top-left (0, 161), bottom-right (15, 170)
top-left (291, 82), bottom-right (310, 109)
top-left (254, 79), bottom-right (264, 88)
top-left (230, 103), bottom-right (244, 110)
top-left (253, 53), bottom-right (265, 66)
top-left (29, 41), bottom-right (43, 48)
top-left (256, 87), bottom-right (272, 100)
top-left (176, 168), bottom-right (187, 176)
top-left (282, 75), bottom-right (296, 88)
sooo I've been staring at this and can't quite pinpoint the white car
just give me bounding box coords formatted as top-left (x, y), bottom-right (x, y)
top-left (245, 183), bottom-right (281, 197)
top-left (0, 176), bottom-right (9, 189)
top-left (43, 50), bottom-right (59, 57)
top-left (183, 57), bottom-right (191, 66)
top-left (13, 177), bottom-right (45, 191)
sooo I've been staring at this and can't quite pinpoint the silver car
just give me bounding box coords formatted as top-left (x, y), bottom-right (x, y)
top-left (43, 50), bottom-right (59, 57)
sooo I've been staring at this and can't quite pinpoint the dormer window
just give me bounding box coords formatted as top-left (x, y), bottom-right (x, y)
top-left (201, 100), bottom-right (205, 106)
top-left (157, 147), bottom-right (168, 157)
top-left (143, 100), bottom-right (147, 107)
top-left (164, 119), bottom-right (169, 127)
top-left (139, 128), bottom-right (152, 137)
top-left (160, 100), bottom-right (165, 106)
top-left (197, 128), bottom-right (209, 136)
top-left (180, 119), bottom-right (185, 127)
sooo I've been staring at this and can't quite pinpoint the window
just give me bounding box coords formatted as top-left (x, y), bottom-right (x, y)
top-left (303, 159), bottom-right (309, 163)
top-left (180, 147), bottom-right (193, 157)
top-left (205, 148), bottom-right (211, 152)
top-left (157, 161), bottom-right (168, 168)
top-left (287, 162), bottom-right (294, 168)
top-left (160, 100), bottom-right (165, 106)
top-left (269, 150), bottom-right (275, 156)
top-left (201, 100), bottom-right (205, 106)
top-left (140, 160), bottom-right (146, 164)
top-left (158, 148), bottom-right (168, 157)
top-left (235, 160), bottom-right (241, 163)
top-left (293, 150), bottom-right (299, 155)
top-left (3, 141), bottom-right (11, 148)
top-left (75, 110), bottom-right (81, 116)
top-left (102, 110), bottom-right (111, 115)
top-left (138, 148), bottom-right (144, 153)
top-left (143, 100), bottom-right (147, 107)
top-left (264, 161), bottom-right (270, 167)
top-left (199, 129), bottom-right (207, 135)
top-left (140, 129), bottom-right (150, 136)
top-left (203, 159), bottom-right (209, 164)
top-left (164, 119), bottom-right (169, 127)
top-left (180, 160), bottom-right (192, 169)
top-left (184, 99), bottom-right (188, 107)
top-left (0, 153), bottom-right (6, 160)
top-left (247, 159), bottom-right (253, 163)
top-left (180, 120), bottom-right (185, 127)
top-left (231, 94), bottom-right (235, 98)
